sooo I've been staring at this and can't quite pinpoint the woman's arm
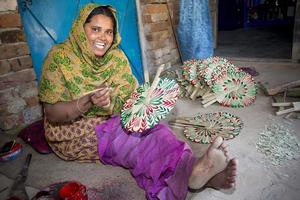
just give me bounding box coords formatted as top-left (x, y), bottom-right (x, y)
top-left (44, 88), bottom-right (111, 123)
top-left (44, 94), bottom-right (92, 123)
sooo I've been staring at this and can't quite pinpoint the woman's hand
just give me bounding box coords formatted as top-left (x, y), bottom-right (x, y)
top-left (90, 87), bottom-right (111, 108)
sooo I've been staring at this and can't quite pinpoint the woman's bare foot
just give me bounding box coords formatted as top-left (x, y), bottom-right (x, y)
top-left (206, 158), bottom-right (238, 189)
top-left (188, 136), bottom-right (229, 190)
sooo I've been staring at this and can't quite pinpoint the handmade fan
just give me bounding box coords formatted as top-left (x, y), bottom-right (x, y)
top-left (201, 63), bottom-right (257, 108)
top-left (121, 65), bottom-right (180, 132)
top-left (198, 57), bottom-right (231, 86)
top-left (209, 68), bottom-right (257, 107)
top-left (180, 59), bottom-right (210, 100)
top-left (169, 112), bottom-right (243, 144)
top-left (181, 59), bottom-right (201, 85)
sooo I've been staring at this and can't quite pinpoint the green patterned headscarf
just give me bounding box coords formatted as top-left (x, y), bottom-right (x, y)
top-left (39, 3), bottom-right (138, 117)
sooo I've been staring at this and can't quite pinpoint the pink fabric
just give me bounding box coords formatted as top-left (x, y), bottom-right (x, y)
top-left (95, 115), bottom-right (195, 200)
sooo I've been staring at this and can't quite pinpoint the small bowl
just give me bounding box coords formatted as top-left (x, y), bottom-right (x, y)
top-left (0, 143), bottom-right (22, 161)
top-left (59, 181), bottom-right (88, 200)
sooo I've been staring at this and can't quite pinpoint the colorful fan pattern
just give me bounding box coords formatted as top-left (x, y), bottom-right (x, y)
top-left (198, 57), bottom-right (230, 86)
top-left (211, 68), bottom-right (257, 107)
top-left (169, 112), bottom-right (243, 144)
top-left (121, 77), bottom-right (179, 132)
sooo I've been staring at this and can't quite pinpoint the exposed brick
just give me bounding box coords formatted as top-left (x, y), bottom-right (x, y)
top-left (148, 46), bottom-right (172, 59)
top-left (0, 28), bottom-right (25, 43)
top-left (144, 21), bottom-right (170, 33)
top-left (143, 4), bottom-right (167, 14)
top-left (0, 98), bottom-right (26, 115)
top-left (0, 87), bottom-right (20, 104)
top-left (151, 13), bottom-right (168, 23)
top-left (141, 0), bottom-right (167, 5)
top-left (0, 59), bottom-right (11, 75)
top-left (24, 96), bottom-right (40, 107)
top-left (0, 69), bottom-right (36, 90)
top-left (23, 105), bottom-right (43, 125)
top-left (0, 0), bottom-right (18, 12)
top-left (0, 42), bottom-right (30, 59)
top-left (142, 15), bottom-right (152, 23)
top-left (9, 55), bottom-right (33, 71)
top-left (170, 48), bottom-right (180, 59)
top-left (18, 81), bottom-right (39, 98)
top-left (147, 38), bottom-right (171, 50)
top-left (0, 112), bottom-right (23, 130)
top-left (146, 30), bottom-right (171, 41)
top-left (0, 12), bottom-right (21, 28)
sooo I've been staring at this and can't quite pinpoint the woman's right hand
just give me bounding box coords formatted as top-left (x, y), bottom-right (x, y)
top-left (90, 87), bottom-right (111, 108)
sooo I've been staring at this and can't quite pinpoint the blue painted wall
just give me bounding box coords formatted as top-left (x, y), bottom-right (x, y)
top-left (17, 0), bottom-right (144, 84)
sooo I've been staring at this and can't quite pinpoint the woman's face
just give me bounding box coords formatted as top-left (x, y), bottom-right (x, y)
top-left (84, 14), bottom-right (114, 57)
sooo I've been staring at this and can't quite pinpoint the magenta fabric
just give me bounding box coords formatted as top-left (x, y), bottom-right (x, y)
top-left (18, 119), bottom-right (52, 154)
top-left (95, 115), bottom-right (195, 200)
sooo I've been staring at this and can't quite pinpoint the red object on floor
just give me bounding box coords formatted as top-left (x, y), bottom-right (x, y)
top-left (0, 142), bottom-right (22, 161)
top-left (59, 181), bottom-right (88, 200)
top-left (18, 119), bottom-right (52, 154)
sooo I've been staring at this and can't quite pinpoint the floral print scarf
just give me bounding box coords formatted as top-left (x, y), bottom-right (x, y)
top-left (39, 3), bottom-right (138, 117)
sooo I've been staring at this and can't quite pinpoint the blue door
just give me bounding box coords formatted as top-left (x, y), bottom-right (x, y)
top-left (17, 0), bottom-right (144, 84)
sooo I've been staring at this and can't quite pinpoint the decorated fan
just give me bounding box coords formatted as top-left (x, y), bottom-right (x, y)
top-left (198, 57), bottom-right (231, 86)
top-left (201, 62), bottom-right (257, 108)
top-left (121, 65), bottom-right (180, 132)
top-left (169, 112), bottom-right (243, 144)
top-left (181, 59), bottom-right (201, 85)
top-left (204, 67), bottom-right (257, 108)
top-left (180, 59), bottom-right (210, 100)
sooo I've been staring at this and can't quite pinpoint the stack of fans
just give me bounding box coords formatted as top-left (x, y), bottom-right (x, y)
top-left (175, 57), bottom-right (257, 108)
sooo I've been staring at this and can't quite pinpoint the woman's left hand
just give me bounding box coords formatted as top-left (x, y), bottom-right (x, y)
top-left (90, 87), bottom-right (111, 108)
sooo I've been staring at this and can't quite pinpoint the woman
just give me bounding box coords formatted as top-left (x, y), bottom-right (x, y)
top-left (39, 4), bottom-right (237, 200)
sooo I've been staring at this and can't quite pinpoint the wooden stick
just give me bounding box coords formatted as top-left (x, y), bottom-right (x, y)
top-left (276, 107), bottom-right (296, 115)
top-left (266, 80), bottom-right (300, 95)
top-left (276, 102), bottom-right (300, 115)
top-left (146, 64), bottom-right (165, 101)
top-left (272, 102), bottom-right (294, 107)
top-left (165, 2), bottom-right (183, 63)
top-left (82, 87), bottom-right (111, 96)
top-left (152, 64), bottom-right (164, 88)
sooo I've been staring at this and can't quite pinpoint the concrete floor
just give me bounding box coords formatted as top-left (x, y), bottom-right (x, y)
top-left (215, 25), bottom-right (294, 59)
top-left (1, 26), bottom-right (300, 199)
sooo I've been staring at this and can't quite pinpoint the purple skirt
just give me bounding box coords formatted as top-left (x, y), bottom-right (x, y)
top-left (95, 115), bottom-right (195, 200)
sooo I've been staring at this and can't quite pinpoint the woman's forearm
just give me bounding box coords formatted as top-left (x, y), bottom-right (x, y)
top-left (44, 96), bottom-right (92, 123)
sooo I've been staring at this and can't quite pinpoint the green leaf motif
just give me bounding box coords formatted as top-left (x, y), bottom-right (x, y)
top-left (49, 63), bottom-right (58, 72)
top-left (53, 53), bottom-right (62, 65)
top-left (74, 76), bottom-right (83, 84)
top-left (79, 32), bottom-right (86, 43)
top-left (40, 79), bottom-right (56, 95)
top-left (61, 93), bottom-right (69, 100)
top-left (82, 68), bottom-right (92, 77)
top-left (65, 81), bottom-right (80, 95)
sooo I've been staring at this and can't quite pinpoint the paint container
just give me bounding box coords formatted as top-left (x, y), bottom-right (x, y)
top-left (0, 141), bottom-right (22, 161)
top-left (59, 181), bottom-right (88, 200)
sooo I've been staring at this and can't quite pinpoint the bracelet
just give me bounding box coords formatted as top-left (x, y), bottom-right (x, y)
top-left (76, 98), bottom-right (86, 114)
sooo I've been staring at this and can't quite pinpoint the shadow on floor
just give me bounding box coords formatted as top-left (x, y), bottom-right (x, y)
top-left (214, 25), bottom-right (294, 59)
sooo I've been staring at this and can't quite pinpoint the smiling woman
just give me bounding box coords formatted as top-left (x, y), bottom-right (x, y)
top-left (84, 7), bottom-right (115, 57)
top-left (38, 3), bottom-right (238, 200)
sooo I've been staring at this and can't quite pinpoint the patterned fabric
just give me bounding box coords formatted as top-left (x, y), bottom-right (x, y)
top-left (39, 3), bottom-right (138, 161)
top-left (39, 3), bottom-right (138, 116)
top-left (45, 116), bottom-right (108, 162)
top-left (177, 0), bottom-right (213, 60)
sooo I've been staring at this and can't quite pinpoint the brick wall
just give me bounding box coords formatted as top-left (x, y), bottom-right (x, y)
top-left (140, 0), bottom-right (217, 74)
top-left (0, 0), bottom-right (42, 133)
top-left (140, 0), bottom-right (181, 75)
